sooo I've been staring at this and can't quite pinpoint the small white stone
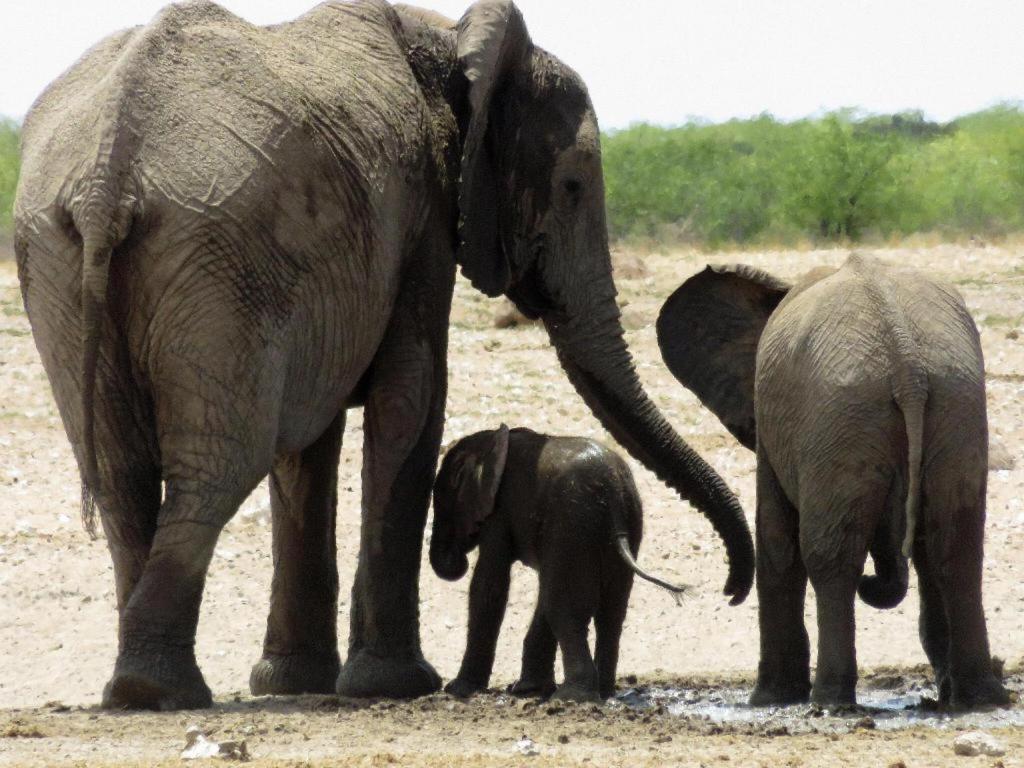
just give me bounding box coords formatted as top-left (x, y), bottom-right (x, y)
top-left (953, 731), bottom-right (1006, 757)
top-left (515, 737), bottom-right (540, 756)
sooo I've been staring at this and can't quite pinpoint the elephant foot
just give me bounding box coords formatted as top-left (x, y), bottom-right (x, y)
top-left (250, 652), bottom-right (340, 696)
top-left (950, 674), bottom-right (1010, 710)
top-left (749, 679), bottom-right (811, 707)
top-left (551, 682), bottom-right (601, 703)
top-left (102, 652), bottom-right (211, 711)
top-left (508, 677), bottom-right (557, 698)
top-left (335, 649), bottom-right (441, 698)
top-left (811, 678), bottom-right (857, 708)
top-left (444, 676), bottom-right (488, 698)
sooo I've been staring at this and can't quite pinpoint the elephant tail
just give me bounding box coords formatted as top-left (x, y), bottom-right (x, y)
top-left (614, 535), bottom-right (690, 605)
top-left (74, 185), bottom-right (135, 538)
top-left (896, 385), bottom-right (927, 559)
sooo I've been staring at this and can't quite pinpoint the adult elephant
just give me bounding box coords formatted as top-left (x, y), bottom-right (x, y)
top-left (14, 0), bottom-right (753, 710)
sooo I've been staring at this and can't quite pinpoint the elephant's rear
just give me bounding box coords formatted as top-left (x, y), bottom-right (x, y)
top-left (759, 256), bottom-right (986, 607)
top-left (15, 0), bottom-right (434, 518)
top-left (892, 265), bottom-right (988, 571)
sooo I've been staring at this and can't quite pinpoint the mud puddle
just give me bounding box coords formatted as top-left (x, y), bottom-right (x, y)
top-left (612, 673), bottom-right (1024, 734)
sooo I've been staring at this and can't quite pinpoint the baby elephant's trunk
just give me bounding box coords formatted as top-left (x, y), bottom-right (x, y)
top-left (615, 535), bottom-right (690, 606)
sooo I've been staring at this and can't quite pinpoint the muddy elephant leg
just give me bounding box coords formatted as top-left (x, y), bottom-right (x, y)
top-left (103, 477), bottom-right (254, 711)
top-left (802, 491), bottom-right (876, 706)
top-left (335, 278), bottom-right (450, 698)
top-left (549, 614), bottom-right (599, 702)
top-left (445, 547), bottom-right (512, 697)
top-left (912, 536), bottom-right (951, 703)
top-left (750, 455), bottom-right (810, 706)
top-left (509, 605), bottom-right (557, 697)
top-left (807, 577), bottom-right (859, 705)
top-left (919, 467), bottom-right (1007, 708)
top-left (595, 573), bottom-right (633, 699)
top-left (543, 562), bottom-right (600, 702)
top-left (250, 412), bottom-right (345, 695)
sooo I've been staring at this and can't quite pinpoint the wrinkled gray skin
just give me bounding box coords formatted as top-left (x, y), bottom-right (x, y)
top-left (14, 0), bottom-right (753, 711)
top-left (431, 426), bottom-right (688, 702)
top-left (657, 254), bottom-right (1008, 709)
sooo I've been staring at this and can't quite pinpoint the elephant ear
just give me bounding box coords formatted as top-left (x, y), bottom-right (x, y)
top-left (656, 265), bottom-right (790, 452)
top-left (454, 1), bottom-right (531, 297)
top-left (457, 424), bottom-right (511, 535)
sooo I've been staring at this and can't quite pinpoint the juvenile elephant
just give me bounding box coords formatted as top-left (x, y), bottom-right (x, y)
top-left (14, 0), bottom-right (752, 709)
top-left (656, 254), bottom-right (1008, 708)
top-left (431, 425), bottom-right (688, 701)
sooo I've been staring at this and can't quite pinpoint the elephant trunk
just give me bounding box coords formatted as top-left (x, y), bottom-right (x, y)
top-left (429, 536), bottom-right (469, 582)
top-left (544, 293), bottom-right (754, 605)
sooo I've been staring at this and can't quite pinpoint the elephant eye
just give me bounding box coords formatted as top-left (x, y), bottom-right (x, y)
top-left (563, 178), bottom-right (582, 196)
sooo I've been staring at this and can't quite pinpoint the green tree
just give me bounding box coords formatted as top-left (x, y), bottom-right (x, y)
top-left (0, 118), bottom-right (20, 238)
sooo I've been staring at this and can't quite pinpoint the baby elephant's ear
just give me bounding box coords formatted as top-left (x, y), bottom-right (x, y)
top-left (459, 424), bottom-right (511, 530)
top-left (656, 265), bottom-right (790, 451)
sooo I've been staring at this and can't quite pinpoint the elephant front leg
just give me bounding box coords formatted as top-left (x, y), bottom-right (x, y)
top-left (446, 550), bottom-right (512, 697)
top-left (335, 325), bottom-right (447, 698)
top-left (251, 412), bottom-right (345, 696)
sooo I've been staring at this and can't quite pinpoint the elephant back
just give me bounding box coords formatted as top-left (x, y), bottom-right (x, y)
top-left (18, 0), bottom-right (432, 232)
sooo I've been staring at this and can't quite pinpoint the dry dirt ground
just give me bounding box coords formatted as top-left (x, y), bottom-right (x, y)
top-left (0, 243), bottom-right (1022, 766)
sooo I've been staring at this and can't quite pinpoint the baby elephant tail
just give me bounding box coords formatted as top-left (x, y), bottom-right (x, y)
top-left (615, 535), bottom-right (690, 606)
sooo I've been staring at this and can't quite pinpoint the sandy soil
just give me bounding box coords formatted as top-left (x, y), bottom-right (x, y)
top-left (0, 243), bottom-right (1021, 766)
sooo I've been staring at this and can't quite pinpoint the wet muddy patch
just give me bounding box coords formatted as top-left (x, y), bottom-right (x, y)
top-left (612, 671), bottom-right (1024, 735)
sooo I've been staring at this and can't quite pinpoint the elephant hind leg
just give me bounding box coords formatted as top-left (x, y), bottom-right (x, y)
top-left (251, 411), bottom-right (345, 696)
top-left (916, 450), bottom-right (1007, 708)
top-left (98, 459), bottom-right (162, 613)
top-left (509, 605), bottom-right (557, 697)
top-left (104, 477), bottom-right (261, 711)
top-left (750, 454), bottom-right (810, 706)
top-left (912, 536), bottom-right (951, 702)
top-left (802, 496), bottom-right (878, 706)
top-left (540, 555), bottom-right (600, 702)
top-left (595, 572), bottom-right (633, 699)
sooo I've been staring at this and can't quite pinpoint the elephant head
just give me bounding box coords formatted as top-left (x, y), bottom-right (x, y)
top-left (655, 264), bottom-right (794, 451)
top-left (430, 425), bottom-right (511, 581)
top-left (432, 2), bottom-right (755, 604)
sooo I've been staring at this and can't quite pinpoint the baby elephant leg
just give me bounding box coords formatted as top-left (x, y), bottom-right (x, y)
top-left (595, 573), bottom-right (633, 699)
top-left (541, 561), bottom-right (600, 702)
top-left (509, 605), bottom-right (557, 697)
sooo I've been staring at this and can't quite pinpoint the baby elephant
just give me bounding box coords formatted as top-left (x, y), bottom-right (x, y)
top-left (430, 425), bottom-right (687, 701)
top-left (657, 253), bottom-right (1008, 709)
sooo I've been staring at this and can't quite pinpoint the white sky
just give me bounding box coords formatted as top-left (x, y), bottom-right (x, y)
top-left (2, 0), bottom-right (1023, 128)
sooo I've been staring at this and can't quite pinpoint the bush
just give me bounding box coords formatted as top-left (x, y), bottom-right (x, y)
top-left (602, 104), bottom-right (1024, 247)
top-left (0, 118), bottom-right (19, 240)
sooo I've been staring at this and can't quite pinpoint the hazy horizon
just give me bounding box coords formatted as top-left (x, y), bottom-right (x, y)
top-left (2, 0), bottom-right (1022, 128)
